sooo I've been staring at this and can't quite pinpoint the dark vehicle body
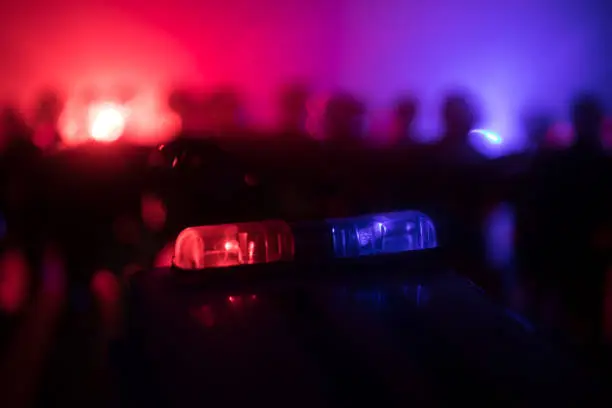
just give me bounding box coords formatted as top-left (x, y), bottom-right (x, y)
top-left (122, 251), bottom-right (602, 407)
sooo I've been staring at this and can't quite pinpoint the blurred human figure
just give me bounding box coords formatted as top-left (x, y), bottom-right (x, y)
top-left (277, 83), bottom-right (310, 137)
top-left (484, 203), bottom-right (516, 285)
top-left (208, 87), bottom-right (245, 135)
top-left (0, 247), bottom-right (66, 408)
top-left (0, 106), bottom-right (39, 206)
top-left (436, 93), bottom-right (480, 165)
top-left (571, 94), bottom-right (605, 154)
top-left (0, 106), bottom-right (44, 268)
top-left (0, 248), bottom-right (31, 316)
top-left (391, 96), bottom-right (418, 146)
top-left (323, 92), bottom-right (366, 148)
top-left (523, 93), bottom-right (611, 344)
top-left (32, 90), bottom-right (64, 152)
top-left (523, 111), bottom-right (554, 155)
top-left (563, 95), bottom-right (611, 344)
top-left (491, 111), bottom-right (554, 182)
top-left (511, 111), bottom-right (555, 310)
top-left (168, 88), bottom-right (199, 135)
top-left (434, 93), bottom-right (487, 288)
top-left (319, 93), bottom-right (368, 208)
top-left (0, 106), bottom-right (34, 157)
top-left (91, 269), bottom-right (122, 342)
top-left (273, 83), bottom-right (318, 171)
top-left (141, 193), bottom-right (167, 233)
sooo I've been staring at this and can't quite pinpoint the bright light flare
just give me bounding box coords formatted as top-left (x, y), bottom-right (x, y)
top-left (88, 102), bottom-right (127, 142)
top-left (470, 128), bottom-right (502, 145)
top-left (468, 128), bottom-right (505, 158)
top-left (58, 90), bottom-right (181, 146)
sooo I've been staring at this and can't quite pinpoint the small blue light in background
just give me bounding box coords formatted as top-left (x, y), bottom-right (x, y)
top-left (469, 128), bottom-right (506, 158)
top-left (470, 128), bottom-right (502, 145)
top-left (327, 210), bottom-right (437, 258)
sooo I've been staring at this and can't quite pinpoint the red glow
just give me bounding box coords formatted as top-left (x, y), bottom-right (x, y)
top-left (0, 250), bottom-right (30, 314)
top-left (192, 305), bottom-right (215, 327)
top-left (58, 94), bottom-right (181, 146)
top-left (251, 294), bottom-right (257, 300)
top-left (154, 242), bottom-right (175, 267)
top-left (173, 221), bottom-right (294, 270)
top-left (91, 269), bottom-right (122, 341)
top-left (88, 102), bottom-right (126, 142)
top-left (91, 270), bottom-right (121, 304)
top-left (228, 296), bottom-right (236, 303)
top-left (141, 194), bottom-right (167, 232)
top-left (33, 124), bottom-right (60, 150)
top-left (0, 0), bottom-right (341, 140)
top-left (247, 241), bottom-right (255, 262)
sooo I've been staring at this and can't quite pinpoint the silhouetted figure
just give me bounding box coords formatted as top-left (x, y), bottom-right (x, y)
top-left (0, 106), bottom-right (42, 252)
top-left (168, 88), bottom-right (199, 134)
top-left (0, 106), bottom-right (37, 162)
top-left (523, 111), bottom-right (554, 155)
top-left (277, 83), bottom-right (310, 136)
top-left (32, 90), bottom-right (64, 152)
top-left (271, 83), bottom-right (319, 172)
top-left (436, 93), bottom-right (480, 165)
top-left (1, 106), bottom-right (35, 212)
top-left (392, 96), bottom-right (418, 146)
top-left (323, 92), bottom-right (366, 148)
top-left (208, 87), bottom-right (245, 135)
top-left (492, 111), bottom-right (554, 183)
top-left (434, 93), bottom-right (487, 287)
top-left (524, 94), bottom-right (611, 343)
top-left (572, 94), bottom-right (605, 154)
top-left (512, 112), bottom-right (555, 308)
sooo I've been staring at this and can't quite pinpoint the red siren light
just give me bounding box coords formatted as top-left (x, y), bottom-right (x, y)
top-left (173, 220), bottom-right (294, 270)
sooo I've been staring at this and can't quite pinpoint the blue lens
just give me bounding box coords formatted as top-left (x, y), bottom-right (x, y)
top-left (327, 210), bottom-right (437, 258)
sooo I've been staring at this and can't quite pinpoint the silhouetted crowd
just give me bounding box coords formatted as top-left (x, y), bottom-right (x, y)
top-left (1, 85), bottom-right (612, 375)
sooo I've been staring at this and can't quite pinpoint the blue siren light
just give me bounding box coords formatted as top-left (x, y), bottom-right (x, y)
top-left (327, 210), bottom-right (437, 258)
top-left (173, 220), bottom-right (294, 270)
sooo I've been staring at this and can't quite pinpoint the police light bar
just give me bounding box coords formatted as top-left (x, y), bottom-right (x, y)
top-left (173, 220), bottom-right (294, 270)
top-left (327, 210), bottom-right (437, 258)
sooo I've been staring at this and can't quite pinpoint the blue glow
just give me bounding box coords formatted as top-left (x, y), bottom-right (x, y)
top-left (354, 290), bottom-right (387, 305)
top-left (484, 202), bottom-right (515, 271)
top-left (469, 128), bottom-right (506, 158)
top-left (402, 284), bottom-right (429, 307)
top-left (327, 210), bottom-right (437, 258)
top-left (470, 129), bottom-right (502, 145)
top-left (337, 0), bottom-right (611, 155)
